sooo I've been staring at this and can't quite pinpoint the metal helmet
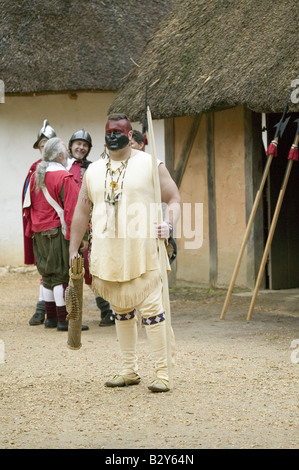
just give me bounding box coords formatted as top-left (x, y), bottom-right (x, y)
top-left (33, 119), bottom-right (56, 149)
top-left (68, 129), bottom-right (93, 157)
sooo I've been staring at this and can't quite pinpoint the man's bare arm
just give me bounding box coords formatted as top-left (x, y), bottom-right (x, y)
top-left (157, 163), bottom-right (181, 238)
top-left (69, 174), bottom-right (92, 262)
top-left (159, 163), bottom-right (181, 222)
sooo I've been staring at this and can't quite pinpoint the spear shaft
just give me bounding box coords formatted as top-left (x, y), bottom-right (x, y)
top-left (247, 120), bottom-right (299, 321)
top-left (147, 106), bottom-right (173, 389)
top-left (220, 86), bottom-right (292, 320)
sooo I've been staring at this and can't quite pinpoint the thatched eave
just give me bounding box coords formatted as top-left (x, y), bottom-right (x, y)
top-left (109, 0), bottom-right (299, 121)
top-left (0, 0), bottom-right (174, 94)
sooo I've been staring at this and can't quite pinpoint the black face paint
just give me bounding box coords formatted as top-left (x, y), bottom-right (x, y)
top-left (105, 132), bottom-right (129, 150)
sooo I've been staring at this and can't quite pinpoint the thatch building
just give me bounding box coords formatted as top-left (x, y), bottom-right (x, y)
top-left (110, 0), bottom-right (299, 290)
top-left (0, 0), bottom-right (174, 265)
top-left (1, 0), bottom-right (172, 94)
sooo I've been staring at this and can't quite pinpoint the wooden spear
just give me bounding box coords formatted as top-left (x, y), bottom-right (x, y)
top-left (220, 108), bottom-right (291, 320)
top-left (220, 152), bottom-right (274, 319)
top-left (247, 119), bottom-right (299, 321)
top-left (147, 105), bottom-right (173, 389)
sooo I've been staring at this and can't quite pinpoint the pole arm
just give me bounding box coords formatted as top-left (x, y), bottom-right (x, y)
top-left (147, 106), bottom-right (174, 389)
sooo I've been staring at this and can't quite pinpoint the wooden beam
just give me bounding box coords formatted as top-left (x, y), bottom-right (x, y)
top-left (164, 118), bottom-right (175, 178)
top-left (174, 115), bottom-right (202, 188)
top-left (244, 109), bottom-right (264, 290)
top-left (206, 112), bottom-right (217, 286)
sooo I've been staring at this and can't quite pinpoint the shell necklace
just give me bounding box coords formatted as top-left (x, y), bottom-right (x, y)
top-left (104, 154), bottom-right (130, 205)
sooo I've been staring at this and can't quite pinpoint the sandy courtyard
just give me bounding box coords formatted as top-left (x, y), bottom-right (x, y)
top-left (0, 267), bottom-right (298, 450)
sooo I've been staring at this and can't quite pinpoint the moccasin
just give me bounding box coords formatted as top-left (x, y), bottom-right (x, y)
top-left (105, 373), bottom-right (141, 387)
top-left (148, 378), bottom-right (170, 393)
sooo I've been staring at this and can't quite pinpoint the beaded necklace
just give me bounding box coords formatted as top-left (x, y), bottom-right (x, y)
top-left (104, 154), bottom-right (130, 205)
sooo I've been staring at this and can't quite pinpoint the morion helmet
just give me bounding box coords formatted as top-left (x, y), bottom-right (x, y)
top-left (33, 119), bottom-right (56, 149)
top-left (68, 129), bottom-right (93, 157)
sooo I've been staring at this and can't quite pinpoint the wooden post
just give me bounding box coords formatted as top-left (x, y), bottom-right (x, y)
top-left (206, 112), bottom-right (217, 287)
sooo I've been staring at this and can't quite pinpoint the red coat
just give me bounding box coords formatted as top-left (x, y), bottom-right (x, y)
top-left (24, 167), bottom-right (80, 241)
top-left (68, 158), bottom-right (93, 284)
top-left (68, 159), bottom-right (82, 186)
top-left (68, 157), bottom-right (92, 188)
top-left (22, 159), bottom-right (41, 264)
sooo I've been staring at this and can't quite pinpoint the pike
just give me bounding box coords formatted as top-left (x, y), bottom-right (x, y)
top-left (247, 118), bottom-right (299, 321)
top-left (147, 105), bottom-right (173, 389)
top-left (141, 78), bottom-right (149, 146)
top-left (220, 86), bottom-right (292, 320)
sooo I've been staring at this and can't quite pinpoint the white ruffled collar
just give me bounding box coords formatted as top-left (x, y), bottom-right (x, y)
top-left (46, 162), bottom-right (67, 172)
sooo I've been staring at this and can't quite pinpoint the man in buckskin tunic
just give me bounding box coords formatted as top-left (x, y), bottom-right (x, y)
top-left (69, 114), bottom-right (180, 392)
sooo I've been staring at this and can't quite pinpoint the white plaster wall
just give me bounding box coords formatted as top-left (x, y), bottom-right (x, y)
top-left (0, 92), bottom-right (165, 266)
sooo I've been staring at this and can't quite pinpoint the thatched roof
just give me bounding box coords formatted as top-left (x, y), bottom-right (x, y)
top-left (0, 0), bottom-right (174, 94)
top-left (109, 0), bottom-right (299, 120)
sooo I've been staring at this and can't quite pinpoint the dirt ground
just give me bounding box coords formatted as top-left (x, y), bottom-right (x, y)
top-left (0, 266), bottom-right (298, 450)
